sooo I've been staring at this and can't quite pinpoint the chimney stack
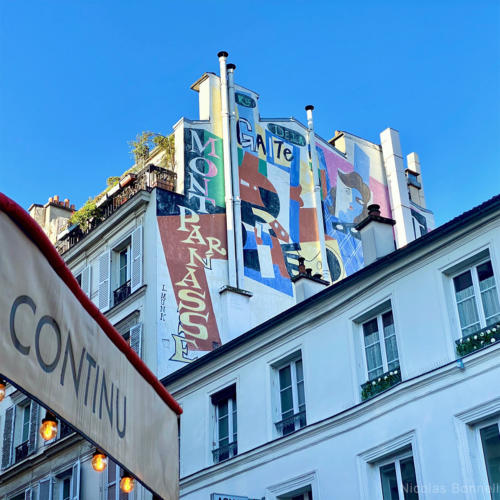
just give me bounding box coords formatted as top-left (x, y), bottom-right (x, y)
top-left (355, 204), bottom-right (396, 266)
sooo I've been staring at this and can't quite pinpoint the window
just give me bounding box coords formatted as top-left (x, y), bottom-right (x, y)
top-left (275, 357), bottom-right (306, 436)
top-left (74, 266), bottom-right (91, 297)
top-left (478, 420), bottom-right (500, 498)
top-left (97, 226), bottom-right (142, 312)
top-left (453, 260), bottom-right (500, 337)
top-left (1, 399), bottom-right (39, 469)
top-left (37, 462), bottom-right (79, 500)
top-left (105, 460), bottom-right (128, 500)
top-left (378, 450), bottom-right (419, 500)
top-left (211, 385), bottom-right (237, 463)
top-left (277, 487), bottom-right (313, 500)
top-left (114, 314), bottom-right (142, 358)
top-left (363, 310), bottom-right (399, 381)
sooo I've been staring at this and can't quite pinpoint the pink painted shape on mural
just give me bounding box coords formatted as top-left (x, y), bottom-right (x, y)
top-left (317, 144), bottom-right (354, 187)
top-left (369, 177), bottom-right (391, 219)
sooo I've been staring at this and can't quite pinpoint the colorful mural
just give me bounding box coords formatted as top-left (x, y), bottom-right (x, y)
top-left (156, 77), bottom-right (393, 373)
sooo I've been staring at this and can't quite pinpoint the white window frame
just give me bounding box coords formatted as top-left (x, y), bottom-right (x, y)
top-left (104, 459), bottom-right (127, 500)
top-left (361, 308), bottom-right (399, 382)
top-left (210, 385), bottom-right (237, 463)
top-left (272, 354), bottom-right (306, 436)
top-left (377, 448), bottom-right (418, 500)
top-left (450, 257), bottom-right (500, 338)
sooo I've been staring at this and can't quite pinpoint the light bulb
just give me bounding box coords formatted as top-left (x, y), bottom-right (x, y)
top-left (92, 452), bottom-right (108, 472)
top-left (0, 382), bottom-right (5, 402)
top-left (39, 414), bottom-right (58, 441)
top-left (120, 476), bottom-right (135, 493)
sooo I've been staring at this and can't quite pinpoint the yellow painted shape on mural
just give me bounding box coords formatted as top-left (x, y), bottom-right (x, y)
top-left (211, 85), bottom-right (222, 138)
top-left (299, 159), bottom-right (315, 194)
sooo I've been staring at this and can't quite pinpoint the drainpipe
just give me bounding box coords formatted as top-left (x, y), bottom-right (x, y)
top-left (305, 105), bottom-right (331, 282)
top-left (227, 63), bottom-right (244, 288)
top-left (218, 51), bottom-right (237, 288)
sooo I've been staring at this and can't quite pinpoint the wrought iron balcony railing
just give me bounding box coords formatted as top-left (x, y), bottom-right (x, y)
top-left (456, 321), bottom-right (500, 356)
top-left (14, 441), bottom-right (29, 463)
top-left (113, 280), bottom-right (131, 307)
top-left (56, 164), bottom-right (176, 255)
top-left (361, 366), bottom-right (402, 401)
top-left (212, 440), bottom-right (238, 463)
top-left (275, 410), bottom-right (307, 437)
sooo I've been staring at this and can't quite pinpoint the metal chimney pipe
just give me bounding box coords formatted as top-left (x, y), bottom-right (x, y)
top-left (227, 62), bottom-right (244, 288)
top-left (305, 105), bottom-right (331, 282)
top-left (218, 51), bottom-right (237, 288)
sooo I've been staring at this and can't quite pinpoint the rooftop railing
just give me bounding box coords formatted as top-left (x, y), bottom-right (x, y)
top-left (56, 164), bottom-right (176, 254)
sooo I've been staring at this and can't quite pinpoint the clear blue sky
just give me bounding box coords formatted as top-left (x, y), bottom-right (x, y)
top-left (1, 1), bottom-right (499, 226)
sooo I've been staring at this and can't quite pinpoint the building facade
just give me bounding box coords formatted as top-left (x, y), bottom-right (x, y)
top-left (164, 195), bottom-right (500, 500)
top-left (1, 53), bottom-right (436, 500)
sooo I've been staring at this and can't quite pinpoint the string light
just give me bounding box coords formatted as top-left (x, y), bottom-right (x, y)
top-left (91, 450), bottom-right (108, 472)
top-left (120, 474), bottom-right (135, 493)
top-left (39, 411), bottom-right (58, 441)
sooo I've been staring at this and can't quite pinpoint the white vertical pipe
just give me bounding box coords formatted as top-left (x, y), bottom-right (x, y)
top-left (306, 105), bottom-right (331, 282)
top-left (218, 51), bottom-right (237, 288)
top-left (227, 63), bottom-right (244, 288)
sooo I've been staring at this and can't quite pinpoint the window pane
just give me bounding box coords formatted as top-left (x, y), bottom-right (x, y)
top-left (280, 386), bottom-right (294, 415)
top-left (22, 405), bottom-right (30, 442)
top-left (477, 261), bottom-right (494, 282)
top-left (382, 311), bottom-right (394, 329)
top-left (480, 423), bottom-right (500, 500)
top-left (295, 359), bottom-right (304, 383)
top-left (380, 463), bottom-right (400, 500)
top-left (363, 318), bottom-right (379, 345)
top-left (218, 414), bottom-right (229, 441)
top-left (297, 380), bottom-right (305, 407)
top-left (63, 477), bottom-right (71, 500)
top-left (384, 335), bottom-right (399, 367)
top-left (107, 484), bottom-right (116, 500)
top-left (218, 400), bottom-right (228, 418)
top-left (107, 461), bottom-right (116, 483)
top-left (366, 344), bottom-right (383, 379)
top-left (454, 270), bottom-right (473, 294)
top-left (279, 365), bottom-right (292, 390)
top-left (400, 457), bottom-right (419, 500)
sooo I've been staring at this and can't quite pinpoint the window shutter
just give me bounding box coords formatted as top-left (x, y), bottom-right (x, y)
top-left (38, 477), bottom-right (52, 500)
top-left (28, 401), bottom-right (39, 454)
top-left (72, 460), bottom-right (80, 500)
top-left (25, 488), bottom-right (32, 500)
top-left (130, 226), bottom-right (143, 293)
top-left (2, 405), bottom-right (14, 469)
top-left (98, 250), bottom-right (111, 311)
top-left (81, 265), bottom-right (91, 297)
top-left (130, 323), bottom-right (142, 358)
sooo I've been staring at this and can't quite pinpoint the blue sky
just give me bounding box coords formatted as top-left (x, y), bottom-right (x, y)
top-left (1, 0), bottom-right (499, 226)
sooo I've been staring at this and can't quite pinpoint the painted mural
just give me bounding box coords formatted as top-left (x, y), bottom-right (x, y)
top-left (156, 78), bottom-right (393, 375)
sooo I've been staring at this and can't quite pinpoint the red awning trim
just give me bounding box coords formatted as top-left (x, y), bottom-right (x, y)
top-left (0, 193), bottom-right (182, 415)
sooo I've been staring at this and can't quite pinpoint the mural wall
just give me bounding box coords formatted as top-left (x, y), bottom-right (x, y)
top-left (156, 77), bottom-right (393, 376)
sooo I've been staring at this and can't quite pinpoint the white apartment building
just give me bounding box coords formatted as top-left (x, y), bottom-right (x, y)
top-left (163, 194), bottom-right (500, 500)
top-left (0, 53), bottom-right (437, 500)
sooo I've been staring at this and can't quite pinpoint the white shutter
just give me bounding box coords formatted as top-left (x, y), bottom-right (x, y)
top-left (81, 265), bottom-right (91, 297)
top-left (98, 250), bottom-right (111, 311)
top-left (25, 488), bottom-right (32, 500)
top-left (38, 477), bottom-right (52, 500)
top-left (71, 460), bottom-right (80, 500)
top-left (130, 226), bottom-right (143, 293)
top-left (130, 323), bottom-right (142, 358)
top-left (1, 405), bottom-right (15, 469)
top-left (28, 401), bottom-right (39, 454)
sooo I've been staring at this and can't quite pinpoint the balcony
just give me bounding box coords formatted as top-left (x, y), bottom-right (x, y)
top-left (14, 441), bottom-right (29, 463)
top-left (275, 410), bottom-right (307, 437)
top-left (113, 280), bottom-right (131, 307)
top-left (361, 366), bottom-right (402, 401)
top-left (212, 441), bottom-right (238, 463)
top-left (456, 321), bottom-right (500, 356)
top-left (56, 164), bottom-right (176, 255)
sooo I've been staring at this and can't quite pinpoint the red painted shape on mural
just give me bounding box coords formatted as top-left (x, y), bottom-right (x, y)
top-left (290, 185), bottom-right (303, 207)
top-left (239, 152), bottom-right (277, 207)
top-left (270, 235), bottom-right (289, 278)
top-left (157, 213), bottom-right (227, 352)
top-left (299, 207), bottom-right (320, 242)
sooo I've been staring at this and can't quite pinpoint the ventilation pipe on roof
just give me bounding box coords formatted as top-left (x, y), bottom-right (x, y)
top-left (218, 51), bottom-right (237, 288)
top-left (305, 105), bottom-right (330, 282)
top-left (227, 62), bottom-right (244, 288)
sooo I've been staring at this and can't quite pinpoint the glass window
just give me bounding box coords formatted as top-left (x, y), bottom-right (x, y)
top-left (363, 310), bottom-right (399, 381)
top-left (454, 260), bottom-right (500, 337)
top-left (21, 405), bottom-right (30, 443)
top-left (379, 453), bottom-right (419, 500)
top-left (211, 386), bottom-right (237, 463)
top-left (277, 358), bottom-right (306, 436)
top-left (119, 249), bottom-right (128, 286)
top-left (479, 423), bottom-right (500, 499)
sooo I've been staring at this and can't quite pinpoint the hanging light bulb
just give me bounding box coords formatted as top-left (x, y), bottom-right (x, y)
top-left (91, 450), bottom-right (108, 472)
top-left (0, 378), bottom-right (6, 402)
top-left (120, 474), bottom-right (135, 493)
top-left (39, 411), bottom-right (58, 441)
